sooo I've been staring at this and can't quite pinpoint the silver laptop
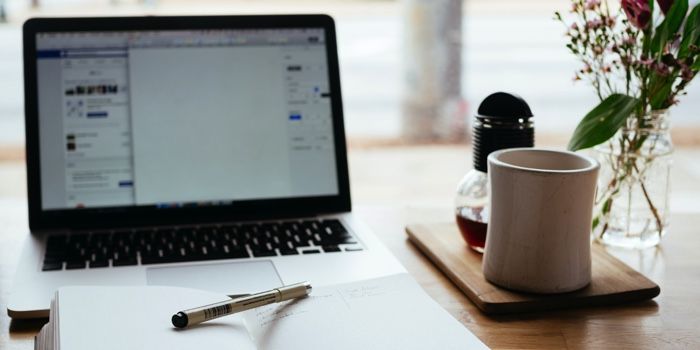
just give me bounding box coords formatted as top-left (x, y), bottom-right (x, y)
top-left (9, 15), bottom-right (404, 319)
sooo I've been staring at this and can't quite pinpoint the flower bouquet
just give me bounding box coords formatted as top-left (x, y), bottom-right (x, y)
top-left (556, 0), bottom-right (700, 248)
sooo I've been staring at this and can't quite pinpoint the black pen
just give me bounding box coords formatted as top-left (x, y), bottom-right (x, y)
top-left (171, 281), bottom-right (312, 328)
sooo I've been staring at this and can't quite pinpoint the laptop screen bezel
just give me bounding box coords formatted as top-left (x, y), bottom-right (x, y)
top-left (23, 15), bottom-right (351, 230)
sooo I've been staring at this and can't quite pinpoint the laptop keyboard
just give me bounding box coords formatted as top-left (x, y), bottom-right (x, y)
top-left (41, 219), bottom-right (362, 271)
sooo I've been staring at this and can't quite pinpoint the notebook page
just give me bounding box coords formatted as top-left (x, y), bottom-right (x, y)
top-left (243, 273), bottom-right (490, 350)
top-left (35, 293), bottom-right (57, 350)
top-left (57, 286), bottom-right (256, 350)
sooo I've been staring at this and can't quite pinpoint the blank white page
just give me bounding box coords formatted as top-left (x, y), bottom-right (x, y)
top-left (57, 286), bottom-right (256, 350)
top-left (243, 273), bottom-right (490, 350)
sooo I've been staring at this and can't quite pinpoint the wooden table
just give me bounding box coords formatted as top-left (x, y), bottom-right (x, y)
top-left (2, 146), bottom-right (700, 349)
top-left (361, 208), bottom-right (700, 349)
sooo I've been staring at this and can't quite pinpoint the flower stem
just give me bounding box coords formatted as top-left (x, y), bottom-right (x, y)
top-left (633, 162), bottom-right (664, 233)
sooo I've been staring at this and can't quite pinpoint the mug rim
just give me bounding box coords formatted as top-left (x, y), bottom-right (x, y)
top-left (488, 148), bottom-right (599, 174)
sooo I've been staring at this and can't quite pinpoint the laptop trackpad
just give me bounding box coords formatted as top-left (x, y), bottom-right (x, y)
top-left (146, 260), bottom-right (282, 295)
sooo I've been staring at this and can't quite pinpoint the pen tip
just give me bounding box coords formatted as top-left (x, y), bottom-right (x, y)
top-left (171, 312), bottom-right (189, 328)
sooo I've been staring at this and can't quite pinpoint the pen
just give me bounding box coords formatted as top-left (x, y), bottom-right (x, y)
top-left (171, 281), bottom-right (312, 328)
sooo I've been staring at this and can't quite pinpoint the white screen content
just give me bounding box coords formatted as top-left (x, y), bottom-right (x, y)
top-left (36, 29), bottom-right (339, 210)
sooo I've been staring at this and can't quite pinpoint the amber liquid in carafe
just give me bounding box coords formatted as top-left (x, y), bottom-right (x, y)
top-left (455, 206), bottom-right (488, 253)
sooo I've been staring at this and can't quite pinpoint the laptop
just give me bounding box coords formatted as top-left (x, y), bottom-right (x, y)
top-left (9, 15), bottom-right (405, 319)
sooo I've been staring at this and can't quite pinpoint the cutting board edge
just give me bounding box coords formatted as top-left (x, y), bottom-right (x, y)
top-left (475, 284), bottom-right (662, 314)
top-left (405, 222), bottom-right (662, 315)
top-left (405, 224), bottom-right (489, 311)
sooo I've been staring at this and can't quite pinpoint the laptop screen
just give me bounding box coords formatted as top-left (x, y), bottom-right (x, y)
top-left (34, 28), bottom-right (339, 211)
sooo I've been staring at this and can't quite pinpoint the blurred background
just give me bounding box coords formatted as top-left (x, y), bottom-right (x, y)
top-left (0, 0), bottom-right (699, 203)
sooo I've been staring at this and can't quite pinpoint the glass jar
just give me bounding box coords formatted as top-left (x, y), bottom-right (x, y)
top-left (455, 169), bottom-right (489, 253)
top-left (593, 110), bottom-right (673, 249)
top-left (454, 92), bottom-right (534, 253)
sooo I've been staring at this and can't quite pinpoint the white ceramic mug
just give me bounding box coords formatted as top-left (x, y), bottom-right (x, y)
top-left (482, 148), bottom-right (599, 294)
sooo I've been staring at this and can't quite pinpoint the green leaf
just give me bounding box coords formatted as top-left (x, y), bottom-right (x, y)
top-left (651, 93), bottom-right (672, 111)
top-left (648, 72), bottom-right (676, 109)
top-left (651, 0), bottom-right (689, 54)
top-left (679, 4), bottom-right (700, 58)
top-left (602, 197), bottom-right (612, 213)
top-left (568, 94), bottom-right (640, 151)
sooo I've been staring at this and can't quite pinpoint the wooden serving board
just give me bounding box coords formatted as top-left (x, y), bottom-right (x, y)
top-left (406, 223), bottom-right (660, 315)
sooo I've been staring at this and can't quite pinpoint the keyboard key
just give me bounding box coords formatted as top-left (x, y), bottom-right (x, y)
top-left (223, 248), bottom-right (250, 259)
top-left (42, 262), bottom-right (63, 271)
top-left (147, 255), bottom-right (180, 264)
top-left (252, 249), bottom-right (277, 258)
top-left (322, 245), bottom-right (341, 253)
top-left (302, 249), bottom-right (321, 254)
top-left (89, 260), bottom-right (109, 268)
top-left (292, 235), bottom-right (311, 248)
top-left (345, 247), bottom-right (363, 252)
top-left (279, 249), bottom-right (299, 256)
top-left (112, 258), bottom-right (137, 267)
top-left (139, 254), bottom-right (162, 265)
top-left (42, 255), bottom-right (64, 264)
top-left (322, 235), bottom-right (356, 245)
top-left (65, 260), bottom-right (86, 269)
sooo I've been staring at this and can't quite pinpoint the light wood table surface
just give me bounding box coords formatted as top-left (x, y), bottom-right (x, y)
top-left (2, 146), bottom-right (700, 349)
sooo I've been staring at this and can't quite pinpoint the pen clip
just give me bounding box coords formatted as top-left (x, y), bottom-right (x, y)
top-left (226, 293), bottom-right (251, 299)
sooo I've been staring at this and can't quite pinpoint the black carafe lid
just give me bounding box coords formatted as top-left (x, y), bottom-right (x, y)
top-left (473, 92), bottom-right (534, 172)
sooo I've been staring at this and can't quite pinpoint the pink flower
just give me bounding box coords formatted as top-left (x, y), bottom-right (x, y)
top-left (657, 0), bottom-right (674, 14)
top-left (605, 16), bottom-right (616, 27)
top-left (621, 0), bottom-right (651, 29)
top-left (638, 57), bottom-right (654, 67)
top-left (586, 18), bottom-right (604, 29)
top-left (620, 56), bottom-right (632, 66)
top-left (586, 0), bottom-right (601, 10)
top-left (681, 64), bottom-right (694, 81)
top-left (654, 62), bottom-right (671, 76)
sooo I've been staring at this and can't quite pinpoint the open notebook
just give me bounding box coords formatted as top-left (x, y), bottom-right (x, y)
top-left (35, 273), bottom-right (489, 350)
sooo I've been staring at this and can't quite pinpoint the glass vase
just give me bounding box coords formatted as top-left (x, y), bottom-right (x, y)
top-left (592, 110), bottom-right (673, 249)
